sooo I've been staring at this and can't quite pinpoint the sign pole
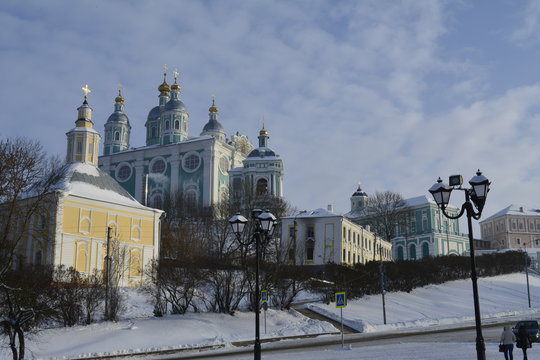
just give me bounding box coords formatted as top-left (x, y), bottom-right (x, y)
top-left (341, 307), bottom-right (344, 348)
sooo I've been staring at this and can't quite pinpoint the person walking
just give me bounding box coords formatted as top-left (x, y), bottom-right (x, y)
top-left (500, 326), bottom-right (516, 360)
top-left (516, 325), bottom-right (532, 360)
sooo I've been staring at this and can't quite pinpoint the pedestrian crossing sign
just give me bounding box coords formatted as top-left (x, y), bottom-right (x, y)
top-left (335, 292), bottom-right (346, 308)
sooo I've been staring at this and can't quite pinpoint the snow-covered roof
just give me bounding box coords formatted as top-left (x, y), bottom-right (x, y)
top-left (283, 208), bottom-right (340, 219)
top-left (53, 162), bottom-right (159, 211)
top-left (481, 204), bottom-right (540, 223)
top-left (404, 195), bottom-right (437, 207)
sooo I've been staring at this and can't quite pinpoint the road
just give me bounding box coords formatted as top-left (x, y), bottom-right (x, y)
top-left (136, 320), bottom-right (517, 360)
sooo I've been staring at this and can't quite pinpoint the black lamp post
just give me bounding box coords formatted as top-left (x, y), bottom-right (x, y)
top-left (429, 170), bottom-right (490, 360)
top-left (229, 209), bottom-right (277, 360)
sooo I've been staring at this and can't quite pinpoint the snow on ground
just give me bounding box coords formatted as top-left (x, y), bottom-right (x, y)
top-left (2, 272), bottom-right (540, 359)
top-left (308, 273), bottom-right (540, 333)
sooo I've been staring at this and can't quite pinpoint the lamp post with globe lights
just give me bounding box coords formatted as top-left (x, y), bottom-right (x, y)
top-left (229, 209), bottom-right (277, 360)
top-left (429, 170), bottom-right (490, 360)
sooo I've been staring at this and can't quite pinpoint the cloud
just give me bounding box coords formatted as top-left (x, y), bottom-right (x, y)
top-left (1, 0), bottom-right (540, 235)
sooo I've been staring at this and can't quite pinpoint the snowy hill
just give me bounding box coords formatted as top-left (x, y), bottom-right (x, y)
top-left (7, 272), bottom-right (540, 359)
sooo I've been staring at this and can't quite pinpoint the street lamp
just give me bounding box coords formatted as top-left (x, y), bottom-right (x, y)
top-left (229, 209), bottom-right (277, 360)
top-left (429, 170), bottom-right (490, 360)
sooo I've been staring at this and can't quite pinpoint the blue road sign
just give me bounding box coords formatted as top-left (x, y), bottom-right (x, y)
top-left (261, 290), bottom-right (268, 303)
top-left (335, 292), bottom-right (346, 308)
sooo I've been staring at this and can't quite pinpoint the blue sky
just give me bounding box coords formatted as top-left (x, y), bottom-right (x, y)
top-left (2, 0), bottom-right (540, 232)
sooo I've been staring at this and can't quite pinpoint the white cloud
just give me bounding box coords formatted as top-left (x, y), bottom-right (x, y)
top-left (1, 0), bottom-right (540, 232)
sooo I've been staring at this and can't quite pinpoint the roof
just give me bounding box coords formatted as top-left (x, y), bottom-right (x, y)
top-left (247, 147), bottom-right (276, 158)
top-left (282, 208), bottom-right (340, 219)
top-left (404, 195), bottom-right (437, 207)
top-left (481, 204), bottom-right (540, 223)
top-left (53, 162), bottom-right (160, 211)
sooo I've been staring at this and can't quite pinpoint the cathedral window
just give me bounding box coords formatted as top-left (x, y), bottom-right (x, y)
top-left (186, 190), bottom-right (197, 212)
top-left (256, 178), bottom-right (268, 195)
top-left (114, 132), bottom-right (120, 141)
top-left (116, 164), bottom-right (132, 182)
top-left (151, 126), bottom-right (157, 138)
top-left (165, 121), bottom-right (170, 130)
top-left (152, 195), bottom-right (163, 209)
top-left (76, 141), bottom-right (83, 154)
top-left (151, 158), bottom-right (166, 174)
top-left (174, 120), bottom-right (180, 129)
top-left (34, 249), bottom-right (43, 265)
top-left (183, 153), bottom-right (201, 172)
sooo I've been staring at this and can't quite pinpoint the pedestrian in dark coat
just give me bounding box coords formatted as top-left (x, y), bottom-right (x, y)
top-left (516, 325), bottom-right (532, 360)
top-left (501, 326), bottom-right (516, 360)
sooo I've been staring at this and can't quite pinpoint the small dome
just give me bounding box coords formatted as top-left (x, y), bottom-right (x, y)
top-left (247, 147), bottom-right (276, 158)
top-left (202, 118), bottom-right (224, 133)
top-left (352, 185), bottom-right (367, 197)
top-left (158, 73), bottom-right (170, 94)
top-left (171, 83), bottom-right (180, 91)
top-left (115, 89), bottom-right (124, 103)
top-left (107, 112), bottom-right (129, 124)
top-left (164, 98), bottom-right (186, 111)
top-left (147, 106), bottom-right (161, 121)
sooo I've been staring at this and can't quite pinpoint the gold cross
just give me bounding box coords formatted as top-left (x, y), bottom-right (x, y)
top-left (163, 64), bottom-right (168, 73)
top-left (81, 84), bottom-right (91, 98)
top-left (173, 68), bottom-right (179, 82)
top-left (211, 93), bottom-right (216, 105)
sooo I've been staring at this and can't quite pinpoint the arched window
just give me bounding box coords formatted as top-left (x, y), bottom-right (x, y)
top-left (165, 121), bottom-right (170, 130)
top-left (409, 244), bottom-right (416, 260)
top-left (256, 178), bottom-right (268, 195)
top-left (306, 239), bottom-right (315, 260)
top-left (151, 126), bottom-right (157, 138)
top-left (153, 195), bottom-right (163, 209)
top-left (422, 242), bottom-right (430, 258)
top-left (186, 191), bottom-right (198, 212)
top-left (114, 132), bottom-right (120, 141)
top-left (34, 249), bottom-right (43, 265)
top-left (174, 120), bottom-right (180, 129)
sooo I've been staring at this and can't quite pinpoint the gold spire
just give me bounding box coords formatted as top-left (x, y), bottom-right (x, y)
top-left (171, 68), bottom-right (181, 91)
top-left (158, 66), bottom-right (170, 94)
top-left (259, 119), bottom-right (268, 136)
top-left (209, 94), bottom-right (219, 113)
top-left (115, 83), bottom-right (124, 103)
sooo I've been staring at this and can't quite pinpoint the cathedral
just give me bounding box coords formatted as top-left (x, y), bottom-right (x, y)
top-left (98, 70), bottom-right (284, 209)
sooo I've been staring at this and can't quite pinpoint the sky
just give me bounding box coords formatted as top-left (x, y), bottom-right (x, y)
top-left (2, 0), bottom-right (540, 230)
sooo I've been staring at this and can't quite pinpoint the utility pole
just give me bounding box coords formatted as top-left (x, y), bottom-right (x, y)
top-left (105, 226), bottom-right (111, 321)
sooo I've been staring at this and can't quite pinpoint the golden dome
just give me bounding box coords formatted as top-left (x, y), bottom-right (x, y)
top-left (209, 97), bottom-right (219, 113)
top-left (115, 89), bottom-right (124, 103)
top-left (260, 121), bottom-right (268, 135)
top-left (170, 83), bottom-right (180, 91)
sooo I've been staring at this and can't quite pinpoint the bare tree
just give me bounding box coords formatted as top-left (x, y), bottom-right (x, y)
top-left (0, 137), bottom-right (63, 278)
top-left (365, 191), bottom-right (407, 242)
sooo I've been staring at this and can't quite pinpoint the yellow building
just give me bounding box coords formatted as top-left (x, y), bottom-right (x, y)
top-left (22, 87), bottom-right (163, 286)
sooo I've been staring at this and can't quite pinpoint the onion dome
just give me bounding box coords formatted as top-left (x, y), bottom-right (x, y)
top-left (158, 72), bottom-right (170, 95)
top-left (115, 89), bottom-right (124, 103)
top-left (209, 97), bottom-right (219, 113)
